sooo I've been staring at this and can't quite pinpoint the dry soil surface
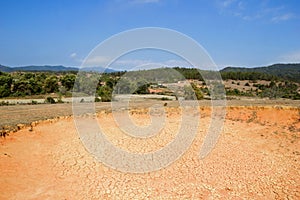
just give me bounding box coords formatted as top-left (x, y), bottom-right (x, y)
top-left (0, 101), bottom-right (300, 199)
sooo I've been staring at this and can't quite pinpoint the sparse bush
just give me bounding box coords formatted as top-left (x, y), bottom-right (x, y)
top-left (0, 101), bottom-right (9, 106)
top-left (292, 93), bottom-right (300, 100)
top-left (45, 97), bottom-right (56, 104)
top-left (97, 85), bottom-right (112, 102)
top-left (57, 99), bottom-right (64, 103)
top-left (95, 97), bottom-right (101, 102)
top-left (57, 94), bottom-right (64, 103)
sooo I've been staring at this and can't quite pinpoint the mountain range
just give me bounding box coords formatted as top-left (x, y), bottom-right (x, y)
top-left (221, 63), bottom-right (300, 83)
top-left (0, 65), bottom-right (116, 73)
top-left (1, 63), bottom-right (299, 82)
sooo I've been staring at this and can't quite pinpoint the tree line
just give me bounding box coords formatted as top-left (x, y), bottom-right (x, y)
top-left (0, 71), bottom-right (77, 98)
top-left (0, 67), bottom-right (299, 101)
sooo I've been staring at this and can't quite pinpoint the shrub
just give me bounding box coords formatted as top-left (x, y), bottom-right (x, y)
top-left (57, 99), bottom-right (64, 103)
top-left (0, 101), bottom-right (9, 106)
top-left (45, 97), bottom-right (56, 104)
top-left (95, 97), bottom-right (101, 102)
top-left (57, 95), bottom-right (64, 103)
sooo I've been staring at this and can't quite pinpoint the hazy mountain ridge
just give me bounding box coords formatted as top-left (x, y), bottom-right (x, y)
top-left (1, 63), bottom-right (299, 82)
top-left (0, 65), bottom-right (78, 72)
top-left (221, 63), bottom-right (300, 83)
top-left (0, 64), bottom-right (116, 73)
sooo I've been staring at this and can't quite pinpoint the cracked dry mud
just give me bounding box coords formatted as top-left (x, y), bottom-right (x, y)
top-left (1, 105), bottom-right (299, 199)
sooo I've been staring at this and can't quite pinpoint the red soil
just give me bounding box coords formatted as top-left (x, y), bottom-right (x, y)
top-left (0, 106), bottom-right (299, 199)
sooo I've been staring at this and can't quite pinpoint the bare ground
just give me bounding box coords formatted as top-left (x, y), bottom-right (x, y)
top-left (0, 100), bottom-right (299, 199)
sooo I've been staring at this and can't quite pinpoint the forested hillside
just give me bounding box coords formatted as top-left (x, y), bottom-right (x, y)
top-left (0, 63), bottom-right (299, 103)
top-left (221, 63), bottom-right (300, 83)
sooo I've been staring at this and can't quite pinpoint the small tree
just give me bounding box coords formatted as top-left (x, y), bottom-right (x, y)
top-left (97, 85), bottom-right (112, 102)
top-left (191, 83), bottom-right (204, 100)
top-left (44, 76), bottom-right (59, 93)
top-left (61, 74), bottom-right (76, 91)
top-left (184, 83), bottom-right (203, 100)
top-left (0, 73), bottom-right (13, 98)
top-left (134, 80), bottom-right (150, 94)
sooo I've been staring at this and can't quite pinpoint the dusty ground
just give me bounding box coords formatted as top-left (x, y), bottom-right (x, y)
top-left (0, 101), bottom-right (300, 199)
top-left (1, 100), bottom-right (299, 130)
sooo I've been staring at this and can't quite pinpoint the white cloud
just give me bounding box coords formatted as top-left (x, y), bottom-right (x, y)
top-left (70, 52), bottom-right (83, 64)
top-left (279, 51), bottom-right (300, 63)
top-left (82, 56), bottom-right (218, 70)
top-left (271, 13), bottom-right (294, 23)
top-left (163, 59), bottom-right (191, 67)
top-left (70, 52), bottom-right (77, 58)
top-left (115, 59), bottom-right (152, 66)
top-left (83, 56), bottom-right (111, 66)
top-left (221, 0), bottom-right (236, 8)
top-left (106, 58), bottom-right (194, 70)
top-left (113, 60), bottom-right (150, 70)
top-left (116, 59), bottom-right (191, 67)
top-left (131, 0), bottom-right (160, 4)
top-left (241, 13), bottom-right (262, 21)
top-left (216, 0), bottom-right (296, 23)
top-left (84, 56), bottom-right (151, 68)
top-left (237, 1), bottom-right (245, 10)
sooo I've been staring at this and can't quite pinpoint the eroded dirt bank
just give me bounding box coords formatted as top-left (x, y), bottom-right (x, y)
top-left (0, 105), bottom-right (299, 199)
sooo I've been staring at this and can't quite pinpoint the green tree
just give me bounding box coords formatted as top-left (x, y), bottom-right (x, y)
top-left (12, 80), bottom-right (31, 96)
top-left (191, 83), bottom-right (204, 100)
top-left (29, 77), bottom-right (43, 94)
top-left (44, 76), bottom-right (59, 93)
top-left (61, 74), bottom-right (76, 91)
top-left (114, 78), bottom-right (133, 94)
top-left (134, 80), bottom-right (150, 94)
top-left (184, 83), bottom-right (204, 100)
top-left (0, 73), bottom-right (12, 97)
top-left (73, 72), bottom-right (100, 95)
top-left (97, 85), bottom-right (112, 102)
top-left (184, 85), bottom-right (195, 100)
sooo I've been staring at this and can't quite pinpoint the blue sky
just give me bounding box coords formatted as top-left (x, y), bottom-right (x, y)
top-left (0, 0), bottom-right (300, 69)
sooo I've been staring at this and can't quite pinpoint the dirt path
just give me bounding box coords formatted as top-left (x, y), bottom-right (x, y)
top-left (0, 104), bottom-right (300, 199)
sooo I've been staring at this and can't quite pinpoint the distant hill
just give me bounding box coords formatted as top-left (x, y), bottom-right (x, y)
top-left (17, 65), bottom-right (79, 72)
top-left (1, 63), bottom-right (299, 82)
top-left (221, 63), bottom-right (300, 83)
top-left (0, 65), bottom-right (78, 72)
top-left (0, 65), bottom-right (116, 73)
top-left (0, 64), bottom-right (14, 72)
top-left (79, 66), bottom-right (117, 73)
